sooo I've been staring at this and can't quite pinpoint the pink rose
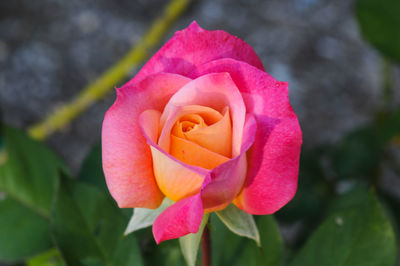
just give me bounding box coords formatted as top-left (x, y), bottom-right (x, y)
top-left (102, 22), bottom-right (302, 243)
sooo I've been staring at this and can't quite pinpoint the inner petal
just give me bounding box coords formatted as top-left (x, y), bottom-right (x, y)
top-left (183, 107), bottom-right (232, 158)
top-left (170, 135), bottom-right (230, 170)
top-left (160, 73), bottom-right (246, 157)
top-left (172, 114), bottom-right (208, 137)
top-left (158, 105), bottom-right (223, 153)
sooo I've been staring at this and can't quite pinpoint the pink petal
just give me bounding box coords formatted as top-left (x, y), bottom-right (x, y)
top-left (130, 21), bottom-right (264, 84)
top-left (152, 193), bottom-right (204, 244)
top-left (197, 58), bottom-right (302, 214)
top-left (202, 114), bottom-right (257, 212)
top-left (102, 73), bottom-right (191, 208)
top-left (161, 72), bottom-right (246, 157)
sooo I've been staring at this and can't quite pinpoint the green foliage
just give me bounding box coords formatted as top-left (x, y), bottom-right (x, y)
top-left (51, 176), bottom-right (143, 266)
top-left (330, 110), bottom-right (400, 180)
top-left (211, 214), bottom-right (283, 266)
top-left (290, 189), bottom-right (397, 266)
top-left (125, 197), bottom-right (174, 236)
top-left (330, 125), bottom-right (382, 180)
top-left (0, 198), bottom-right (52, 262)
top-left (138, 227), bottom-right (185, 266)
top-left (0, 126), bottom-right (66, 262)
top-left (78, 141), bottom-right (107, 192)
top-left (179, 214), bottom-right (209, 266)
top-left (27, 248), bottom-right (65, 266)
top-left (356, 0), bottom-right (400, 62)
top-left (77, 141), bottom-right (130, 218)
top-left (216, 204), bottom-right (260, 246)
top-left (276, 148), bottom-right (331, 223)
top-left (0, 126), bottom-right (67, 217)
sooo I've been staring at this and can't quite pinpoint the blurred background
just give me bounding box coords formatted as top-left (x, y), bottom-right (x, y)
top-left (1, 0), bottom-right (399, 265)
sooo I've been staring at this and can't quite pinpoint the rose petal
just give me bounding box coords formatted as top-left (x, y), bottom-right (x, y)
top-left (197, 58), bottom-right (302, 214)
top-left (183, 107), bottom-right (232, 157)
top-left (233, 116), bottom-right (302, 214)
top-left (161, 72), bottom-right (246, 157)
top-left (139, 110), bottom-right (208, 202)
top-left (170, 135), bottom-right (230, 169)
top-left (152, 193), bottom-right (204, 244)
top-left (202, 114), bottom-right (257, 212)
top-left (159, 105), bottom-right (223, 153)
top-left (102, 73), bottom-right (191, 208)
top-left (130, 21), bottom-right (264, 84)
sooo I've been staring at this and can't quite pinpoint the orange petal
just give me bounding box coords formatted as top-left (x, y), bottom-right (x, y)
top-left (160, 73), bottom-right (246, 157)
top-left (170, 135), bottom-right (230, 170)
top-left (183, 107), bottom-right (232, 157)
top-left (158, 105), bottom-right (223, 153)
top-left (150, 146), bottom-right (205, 201)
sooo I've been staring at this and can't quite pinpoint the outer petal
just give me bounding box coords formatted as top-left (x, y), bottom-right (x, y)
top-left (102, 73), bottom-right (191, 208)
top-left (152, 193), bottom-right (204, 244)
top-left (129, 21), bottom-right (264, 84)
top-left (202, 114), bottom-right (257, 212)
top-left (197, 58), bottom-right (303, 215)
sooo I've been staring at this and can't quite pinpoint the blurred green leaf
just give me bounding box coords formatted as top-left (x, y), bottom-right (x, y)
top-left (0, 197), bottom-right (52, 262)
top-left (0, 125), bottom-right (67, 262)
top-left (179, 214), bottom-right (209, 266)
top-left (125, 197), bottom-right (173, 236)
top-left (331, 126), bottom-right (381, 180)
top-left (78, 142), bottom-right (107, 192)
top-left (51, 177), bottom-right (143, 266)
top-left (0, 125), bottom-right (67, 216)
top-left (277, 148), bottom-right (331, 223)
top-left (140, 228), bottom-right (185, 266)
top-left (331, 109), bottom-right (400, 181)
top-left (212, 214), bottom-right (283, 266)
top-left (27, 248), bottom-right (65, 266)
top-left (356, 0), bottom-right (400, 62)
top-left (77, 141), bottom-right (131, 218)
top-left (290, 189), bottom-right (397, 266)
top-left (216, 204), bottom-right (260, 246)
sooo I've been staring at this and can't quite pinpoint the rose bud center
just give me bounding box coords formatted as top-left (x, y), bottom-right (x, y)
top-left (169, 107), bottom-right (232, 170)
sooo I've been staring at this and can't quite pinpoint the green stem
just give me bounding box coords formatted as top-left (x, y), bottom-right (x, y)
top-left (201, 225), bottom-right (211, 266)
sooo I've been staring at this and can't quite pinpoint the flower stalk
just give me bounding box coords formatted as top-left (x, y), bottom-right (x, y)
top-left (201, 225), bottom-right (211, 266)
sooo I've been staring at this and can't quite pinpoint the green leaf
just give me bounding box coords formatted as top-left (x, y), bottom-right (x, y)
top-left (125, 197), bottom-right (173, 235)
top-left (51, 177), bottom-right (143, 266)
top-left (77, 141), bottom-right (131, 218)
top-left (141, 230), bottom-right (185, 266)
top-left (78, 141), bottom-right (107, 192)
top-left (0, 125), bottom-right (67, 217)
top-left (356, 0), bottom-right (400, 62)
top-left (27, 248), bottom-right (65, 266)
top-left (216, 204), bottom-right (260, 246)
top-left (0, 197), bottom-right (52, 262)
top-left (290, 189), bottom-right (397, 266)
top-left (331, 126), bottom-right (382, 180)
top-left (179, 214), bottom-right (209, 266)
top-left (0, 125), bottom-right (67, 261)
top-left (212, 214), bottom-right (283, 266)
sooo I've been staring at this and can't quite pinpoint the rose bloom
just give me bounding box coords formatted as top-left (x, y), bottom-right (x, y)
top-left (102, 22), bottom-right (302, 243)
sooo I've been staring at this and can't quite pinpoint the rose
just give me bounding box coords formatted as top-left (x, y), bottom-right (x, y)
top-left (102, 22), bottom-right (302, 243)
